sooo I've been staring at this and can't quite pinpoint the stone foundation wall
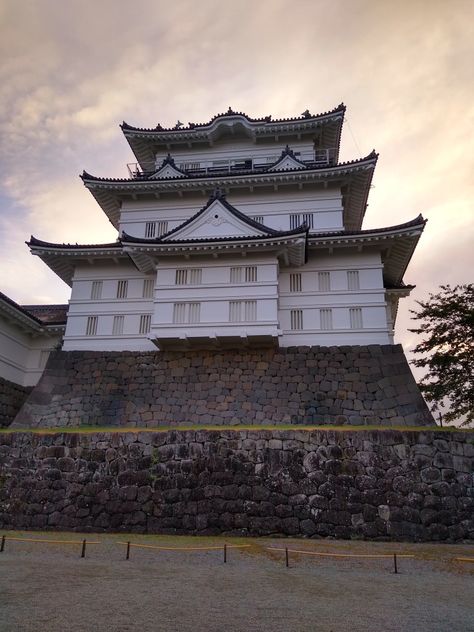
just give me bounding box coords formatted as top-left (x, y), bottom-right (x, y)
top-left (0, 429), bottom-right (472, 541)
top-left (14, 345), bottom-right (433, 428)
top-left (0, 377), bottom-right (32, 427)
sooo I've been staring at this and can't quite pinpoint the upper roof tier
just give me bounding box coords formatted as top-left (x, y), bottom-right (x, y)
top-left (121, 104), bottom-right (346, 169)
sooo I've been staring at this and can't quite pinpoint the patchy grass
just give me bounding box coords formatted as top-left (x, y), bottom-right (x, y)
top-left (0, 423), bottom-right (471, 435)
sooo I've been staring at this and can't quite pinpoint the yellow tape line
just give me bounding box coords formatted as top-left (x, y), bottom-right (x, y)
top-left (267, 547), bottom-right (415, 559)
top-left (4, 537), bottom-right (100, 545)
top-left (455, 557), bottom-right (474, 563)
top-left (116, 541), bottom-right (251, 551)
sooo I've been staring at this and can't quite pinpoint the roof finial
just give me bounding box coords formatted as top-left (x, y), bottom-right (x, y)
top-left (174, 120), bottom-right (183, 129)
top-left (301, 109), bottom-right (312, 118)
top-left (227, 106), bottom-right (235, 115)
top-left (210, 187), bottom-right (225, 201)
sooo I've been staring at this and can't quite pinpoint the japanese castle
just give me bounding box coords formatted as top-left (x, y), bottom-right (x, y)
top-left (27, 104), bottom-right (425, 353)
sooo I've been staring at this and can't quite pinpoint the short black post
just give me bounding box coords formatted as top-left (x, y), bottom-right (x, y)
top-left (0, 535), bottom-right (5, 553)
top-left (126, 541), bottom-right (131, 560)
top-left (393, 553), bottom-right (398, 574)
top-left (285, 547), bottom-right (289, 568)
top-left (81, 539), bottom-right (87, 559)
top-left (224, 544), bottom-right (227, 564)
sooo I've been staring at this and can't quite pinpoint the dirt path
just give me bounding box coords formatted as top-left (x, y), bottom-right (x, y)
top-left (0, 534), bottom-right (473, 632)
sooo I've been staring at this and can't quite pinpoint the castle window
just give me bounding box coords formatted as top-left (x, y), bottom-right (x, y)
top-left (290, 213), bottom-right (314, 229)
top-left (90, 280), bottom-right (102, 300)
top-left (143, 279), bottom-right (154, 298)
top-left (289, 273), bottom-right (302, 292)
top-left (250, 215), bottom-right (264, 224)
top-left (145, 221), bottom-right (168, 238)
top-left (112, 315), bottom-right (124, 335)
top-left (349, 307), bottom-right (363, 329)
top-left (290, 309), bottom-right (303, 330)
top-left (173, 302), bottom-right (201, 324)
top-left (139, 314), bottom-right (151, 334)
top-left (86, 316), bottom-right (98, 336)
top-left (116, 280), bottom-right (128, 299)
top-left (230, 266), bottom-right (257, 284)
top-left (320, 308), bottom-right (333, 330)
top-left (145, 222), bottom-right (156, 238)
top-left (229, 300), bottom-right (257, 322)
top-left (318, 272), bottom-right (331, 292)
top-left (230, 267), bottom-right (242, 284)
top-left (175, 268), bottom-right (202, 285)
top-left (347, 270), bottom-right (360, 290)
top-left (245, 266), bottom-right (257, 283)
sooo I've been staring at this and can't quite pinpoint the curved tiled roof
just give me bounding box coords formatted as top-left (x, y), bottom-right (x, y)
top-left (81, 151), bottom-right (378, 184)
top-left (0, 290), bottom-right (67, 327)
top-left (28, 236), bottom-right (122, 250)
top-left (121, 104), bottom-right (346, 133)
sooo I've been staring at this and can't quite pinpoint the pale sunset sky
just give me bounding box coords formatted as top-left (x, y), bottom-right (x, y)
top-left (0, 0), bottom-right (473, 366)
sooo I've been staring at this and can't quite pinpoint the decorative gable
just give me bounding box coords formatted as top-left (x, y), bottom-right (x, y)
top-left (267, 146), bottom-right (307, 172)
top-left (163, 198), bottom-right (269, 241)
top-left (149, 155), bottom-right (186, 180)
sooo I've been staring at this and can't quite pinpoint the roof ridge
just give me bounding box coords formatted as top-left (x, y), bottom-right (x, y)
top-left (120, 103), bottom-right (346, 134)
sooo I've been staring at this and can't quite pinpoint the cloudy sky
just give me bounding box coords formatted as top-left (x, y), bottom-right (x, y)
top-left (0, 0), bottom-right (472, 359)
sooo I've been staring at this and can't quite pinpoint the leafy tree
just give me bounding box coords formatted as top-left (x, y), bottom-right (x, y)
top-left (410, 284), bottom-right (474, 426)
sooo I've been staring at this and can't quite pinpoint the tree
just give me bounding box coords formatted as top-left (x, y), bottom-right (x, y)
top-left (410, 284), bottom-right (474, 426)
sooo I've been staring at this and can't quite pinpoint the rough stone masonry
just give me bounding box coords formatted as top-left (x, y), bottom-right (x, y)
top-left (13, 345), bottom-right (433, 428)
top-left (0, 429), bottom-right (472, 541)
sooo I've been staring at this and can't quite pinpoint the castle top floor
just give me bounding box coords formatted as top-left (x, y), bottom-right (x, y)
top-left (122, 104), bottom-right (345, 175)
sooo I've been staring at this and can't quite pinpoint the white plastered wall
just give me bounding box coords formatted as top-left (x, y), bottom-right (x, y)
top-left (119, 187), bottom-right (344, 239)
top-left (0, 316), bottom-right (61, 386)
top-left (63, 260), bottom-right (156, 351)
top-left (279, 249), bottom-right (392, 345)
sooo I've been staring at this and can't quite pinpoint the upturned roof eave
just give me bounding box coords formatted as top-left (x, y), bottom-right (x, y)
top-left (81, 153), bottom-right (377, 229)
top-left (121, 105), bottom-right (346, 168)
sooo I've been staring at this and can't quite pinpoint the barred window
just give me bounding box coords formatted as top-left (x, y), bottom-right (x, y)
top-left (175, 269), bottom-right (202, 285)
top-left (230, 267), bottom-right (242, 284)
top-left (349, 307), bottom-right (363, 329)
top-left (347, 270), bottom-right (360, 290)
top-left (139, 314), bottom-right (151, 334)
top-left (320, 308), bottom-right (333, 330)
top-left (112, 315), bottom-right (124, 335)
top-left (116, 280), bottom-right (128, 299)
top-left (145, 221), bottom-right (168, 238)
top-left (145, 222), bottom-right (156, 238)
top-left (86, 316), bottom-right (98, 336)
top-left (318, 271), bottom-right (331, 292)
top-left (90, 281), bottom-right (102, 300)
top-left (156, 221), bottom-right (168, 236)
top-left (229, 300), bottom-right (257, 322)
top-left (250, 215), bottom-right (264, 224)
top-left (245, 266), bottom-right (257, 283)
top-left (172, 303), bottom-right (201, 324)
top-left (290, 213), bottom-right (314, 229)
top-left (290, 309), bottom-right (303, 330)
top-left (143, 279), bottom-right (154, 298)
top-left (230, 266), bottom-right (257, 283)
top-left (289, 273), bottom-right (302, 292)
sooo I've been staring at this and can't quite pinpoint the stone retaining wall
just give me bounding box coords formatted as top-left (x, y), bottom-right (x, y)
top-left (14, 345), bottom-right (433, 427)
top-left (0, 429), bottom-right (472, 541)
top-left (0, 377), bottom-right (32, 427)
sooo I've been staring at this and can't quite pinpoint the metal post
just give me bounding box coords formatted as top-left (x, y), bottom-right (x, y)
top-left (81, 539), bottom-right (87, 559)
top-left (126, 541), bottom-right (130, 560)
top-left (393, 553), bottom-right (398, 574)
top-left (285, 547), bottom-right (289, 568)
top-left (0, 535), bottom-right (5, 553)
top-left (224, 544), bottom-right (227, 563)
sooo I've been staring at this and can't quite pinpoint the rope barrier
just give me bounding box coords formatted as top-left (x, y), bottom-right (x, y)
top-left (266, 547), bottom-right (415, 559)
top-left (455, 557), bottom-right (474, 563)
top-left (116, 541), bottom-right (250, 551)
top-left (3, 536), bottom-right (100, 545)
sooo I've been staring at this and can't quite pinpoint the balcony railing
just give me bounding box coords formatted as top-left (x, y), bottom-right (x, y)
top-left (127, 148), bottom-right (336, 179)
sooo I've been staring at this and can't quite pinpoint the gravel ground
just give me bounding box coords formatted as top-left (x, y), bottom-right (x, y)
top-left (0, 534), bottom-right (473, 632)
